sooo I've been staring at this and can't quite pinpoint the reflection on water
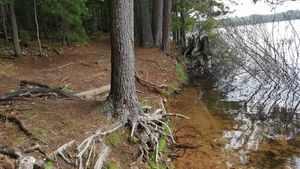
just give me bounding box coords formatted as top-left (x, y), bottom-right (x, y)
top-left (192, 74), bottom-right (300, 168)
top-left (211, 20), bottom-right (300, 168)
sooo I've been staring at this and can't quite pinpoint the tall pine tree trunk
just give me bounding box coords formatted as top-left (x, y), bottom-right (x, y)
top-left (161, 0), bottom-right (172, 54)
top-left (179, 11), bottom-right (186, 49)
top-left (1, 5), bottom-right (8, 41)
top-left (9, 0), bottom-right (22, 57)
top-left (109, 0), bottom-right (139, 120)
top-left (152, 0), bottom-right (163, 48)
top-left (138, 0), bottom-right (153, 48)
top-left (33, 0), bottom-right (42, 56)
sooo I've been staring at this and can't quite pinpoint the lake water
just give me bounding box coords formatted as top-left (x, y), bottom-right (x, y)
top-left (169, 20), bottom-right (300, 168)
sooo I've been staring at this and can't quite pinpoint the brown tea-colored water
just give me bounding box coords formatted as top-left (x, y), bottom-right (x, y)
top-left (167, 86), bottom-right (300, 169)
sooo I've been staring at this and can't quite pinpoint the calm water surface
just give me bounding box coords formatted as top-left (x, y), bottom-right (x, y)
top-left (170, 20), bottom-right (300, 169)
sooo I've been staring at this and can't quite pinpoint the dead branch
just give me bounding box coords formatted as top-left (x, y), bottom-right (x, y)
top-left (20, 80), bottom-right (50, 88)
top-left (60, 75), bottom-right (71, 82)
top-left (43, 63), bottom-right (76, 72)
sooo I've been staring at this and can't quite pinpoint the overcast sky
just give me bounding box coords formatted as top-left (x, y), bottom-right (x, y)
top-left (227, 1), bottom-right (300, 17)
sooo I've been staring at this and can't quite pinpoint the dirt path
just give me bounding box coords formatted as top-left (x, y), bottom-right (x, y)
top-left (0, 33), bottom-right (177, 94)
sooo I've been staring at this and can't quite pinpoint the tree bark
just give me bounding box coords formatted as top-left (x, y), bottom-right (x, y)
top-left (33, 0), bottom-right (42, 56)
top-left (161, 0), bottom-right (172, 54)
top-left (9, 0), bottom-right (22, 57)
top-left (138, 0), bottom-right (154, 48)
top-left (1, 5), bottom-right (8, 41)
top-left (152, 0), bottom-right (163, 48)
top-left (109, 0), bottom-right (139, 119)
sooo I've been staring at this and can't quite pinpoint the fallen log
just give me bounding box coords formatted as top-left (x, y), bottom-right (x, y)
top-left (75, 85), bottom-right (111, 99)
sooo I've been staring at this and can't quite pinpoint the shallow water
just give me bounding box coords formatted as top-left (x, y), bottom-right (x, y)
top-left (168, 76), bottom-right (300, 169)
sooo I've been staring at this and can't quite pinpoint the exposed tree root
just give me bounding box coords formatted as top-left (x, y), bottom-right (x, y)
top-left (0, 113), bottom-right (47, 144)
top-left (0, 113), bottom-right (32, 136)
top-left (0, 144), bottom-right (45, 169)
top-left (0, 96), bottom-right (188, 168)
top-left (135, 73), bottom-right (168, 94)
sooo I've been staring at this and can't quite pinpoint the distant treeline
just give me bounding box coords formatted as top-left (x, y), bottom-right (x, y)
top-left (220, 10), bottom-right (300, 26)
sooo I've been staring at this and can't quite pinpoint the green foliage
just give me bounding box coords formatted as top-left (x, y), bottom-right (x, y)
top-left (176, 63), bottom-right (188, 84)
top-left (146, 123), bottom-right (171, 169)
top-left (105, 131), bottom-right (121, 147)
top-left (45, 161), bottom-right (54, 169)
top-left (105, 160), bottom-right (120, 169)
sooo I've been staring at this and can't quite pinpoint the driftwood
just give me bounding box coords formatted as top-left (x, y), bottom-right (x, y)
top-left (184, 34), bottom-right (210, 70)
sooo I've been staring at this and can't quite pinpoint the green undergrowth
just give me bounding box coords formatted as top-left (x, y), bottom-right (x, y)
top-left (163, 55), bottom-right (189, 96)
top-left (104, 160), bottom-right (120, 169)
top-left (147, 121), bottom-right (172, 169)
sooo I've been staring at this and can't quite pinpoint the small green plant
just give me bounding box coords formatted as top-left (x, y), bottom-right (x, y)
top-left (45, 161), bottom-right (54, 169)
top-left (105, 132), bottom-right (121, 147)
top-left (105, 160), bottom-right (120, 169)
top-left (61, 84), bottom-right (72, 93)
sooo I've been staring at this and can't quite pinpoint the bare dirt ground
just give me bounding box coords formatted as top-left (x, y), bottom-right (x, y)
top-left (0, 33), bottom-right (179, 168)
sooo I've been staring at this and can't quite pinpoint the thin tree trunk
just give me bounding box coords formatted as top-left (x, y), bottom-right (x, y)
top-left (109, 0), bottom-right (139, 119)
top-left (152, 0), bottom-right (163, 48)
top-left (1, 5), bottom-right (8, 41)
top-left (179, 0), bottom-right (186, 49)
top-left (33, 0), bottom-right (42, 56)
top-left (161, 0), bottom-right (172, 54)
top-left (138, 0), bottom-right (154, 48)
top-left (61, 16), bottom-right (66, 46)
top-left (9, 0), bottom-right (22, 57)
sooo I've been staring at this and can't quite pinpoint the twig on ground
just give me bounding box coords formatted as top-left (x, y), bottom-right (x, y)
top-left (60, 75), bottom-right (71, 82)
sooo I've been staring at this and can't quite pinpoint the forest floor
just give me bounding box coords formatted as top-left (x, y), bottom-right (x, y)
top-left (0, 33), bottom-right (180, 169)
